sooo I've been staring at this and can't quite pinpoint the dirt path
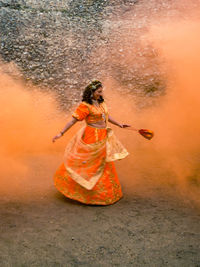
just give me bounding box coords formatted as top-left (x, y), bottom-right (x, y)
top-left (1, 155), bottom-right (200, 267)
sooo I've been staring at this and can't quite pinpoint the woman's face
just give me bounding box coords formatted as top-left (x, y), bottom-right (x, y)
top-left (93, 87), bottom-right (103, 100)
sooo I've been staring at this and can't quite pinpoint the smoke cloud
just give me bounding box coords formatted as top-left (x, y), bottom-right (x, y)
top-left (1, 4), bottom-right (200, 205)
top-left (0, 68), bottom-right (80, 198)
top-left (105, 18), bottom-right (200, 203)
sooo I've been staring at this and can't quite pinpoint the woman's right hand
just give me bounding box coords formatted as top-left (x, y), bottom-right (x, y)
top-left (52, 133), bottom-right (62, 143)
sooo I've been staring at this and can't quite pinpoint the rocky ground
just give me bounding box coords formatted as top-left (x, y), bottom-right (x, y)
top-left (1, 0), bottom-right (197, 108)
top-left (0, 154), bottom-right (200, 267)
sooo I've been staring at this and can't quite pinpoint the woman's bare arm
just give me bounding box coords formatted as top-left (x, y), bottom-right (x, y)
top-left (108, 116), bottom-right (137, 131)
top-left (60, 117), bottom-right (78, 134)
top-left (52, 117), bottom-right (78, 142)
top-left (108, 115), bottom-right (123, 128)
top-left (108, 115), bottom-right (132, 128)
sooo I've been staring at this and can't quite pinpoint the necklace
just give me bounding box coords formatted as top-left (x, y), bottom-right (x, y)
top-left (92, 99), bottom-right (99, 107)
top-left (92, 100), bottom-right (106, 122)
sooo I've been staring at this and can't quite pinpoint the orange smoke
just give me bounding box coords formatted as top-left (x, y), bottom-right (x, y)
top-left (147, 21), bottom-right (200, 194)
top-left (102, 19), bottom-right (200, 203)
top-left (0, 68), bottom-right (80, 198)
top-left (1, 17), bottom-right (200, 204)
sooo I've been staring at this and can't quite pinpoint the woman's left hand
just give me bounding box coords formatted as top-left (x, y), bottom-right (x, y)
top-left (122, 124), bottom-right (131, 128)
top-left (119, 124), bottom-right (131, 128)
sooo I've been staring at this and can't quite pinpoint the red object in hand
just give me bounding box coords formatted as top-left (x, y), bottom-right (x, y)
top-left (138, 129), bottom-right (154, 140)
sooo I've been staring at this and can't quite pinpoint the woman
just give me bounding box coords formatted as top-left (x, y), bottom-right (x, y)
top-left (52, 80), bottom-right (130, 205)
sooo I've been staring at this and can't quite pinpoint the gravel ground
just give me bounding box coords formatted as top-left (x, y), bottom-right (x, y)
top-left (1, 0), bottom-right (198, 108)
top-left (1, 154), bottom-right (200, 267)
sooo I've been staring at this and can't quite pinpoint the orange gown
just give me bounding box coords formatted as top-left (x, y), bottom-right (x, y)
top-left (54, 101), bottom-right (128, 205)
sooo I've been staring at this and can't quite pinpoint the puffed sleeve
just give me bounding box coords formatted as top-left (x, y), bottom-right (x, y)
top-left (72, 102), bottom-right (90, 121)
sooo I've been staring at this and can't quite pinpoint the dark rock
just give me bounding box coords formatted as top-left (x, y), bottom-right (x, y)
top-left (0, 0), bottom-right (185, 109)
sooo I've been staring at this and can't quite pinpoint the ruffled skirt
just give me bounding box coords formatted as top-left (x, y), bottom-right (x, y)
top-left (54, 126), bottom-right (128, 205)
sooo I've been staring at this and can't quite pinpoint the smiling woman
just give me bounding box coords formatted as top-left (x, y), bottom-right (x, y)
top-left (52, 80), bottom-right (130, 205)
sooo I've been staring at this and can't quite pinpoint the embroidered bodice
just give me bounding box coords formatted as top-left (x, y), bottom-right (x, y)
top-left (72, 101), bottom-right (108, 124)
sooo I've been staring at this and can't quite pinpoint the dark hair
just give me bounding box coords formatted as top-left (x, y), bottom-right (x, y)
top-left (82, 80), bottom-right (104, 105)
